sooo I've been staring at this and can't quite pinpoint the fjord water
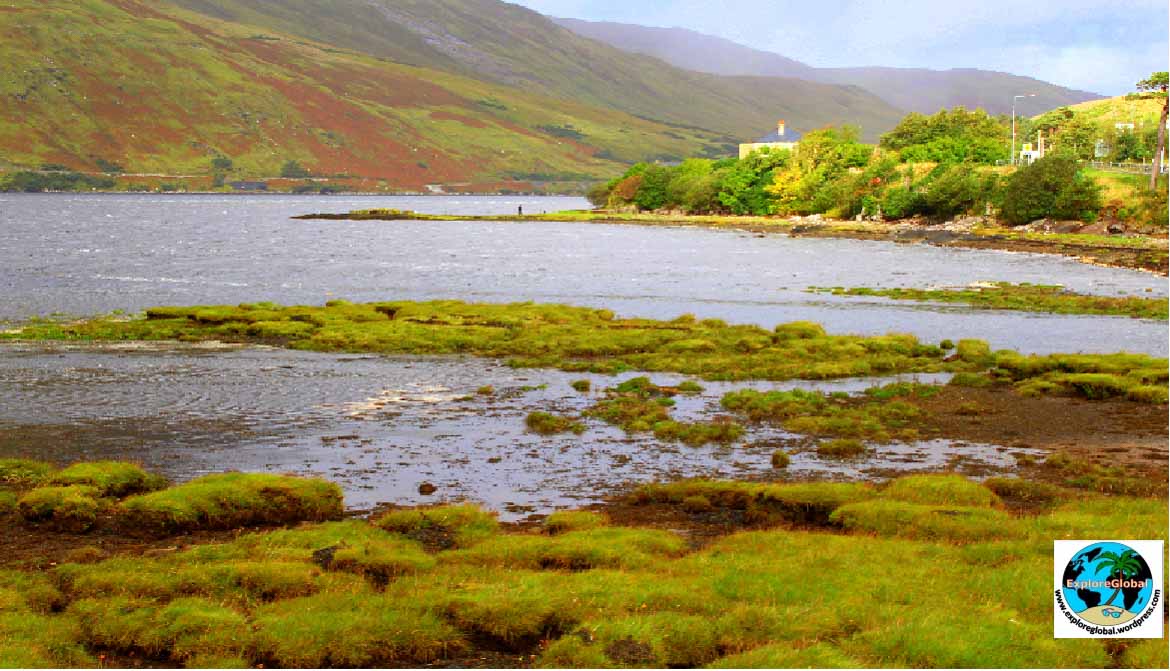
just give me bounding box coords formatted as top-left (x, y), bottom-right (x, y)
top-left (1, 193), bottom-right (1165, 355)
top-left (0, 194), bottom-right (1164, 515)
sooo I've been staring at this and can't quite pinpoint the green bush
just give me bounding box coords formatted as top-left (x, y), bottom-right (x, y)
top-left (120, 473), bottom-right (343, 532)
top-left (1000, 155), bottom-right (1102, 225)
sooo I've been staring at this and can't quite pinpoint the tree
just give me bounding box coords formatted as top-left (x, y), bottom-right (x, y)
top-left (1000, 155), bottom-right (1102, 225)
top-left (1137, 72), bottom-right (1168, 190)
top-left (1094, 549), bottom-right (1141, 607)
top-left (280, 160), bottom-right (311, 178)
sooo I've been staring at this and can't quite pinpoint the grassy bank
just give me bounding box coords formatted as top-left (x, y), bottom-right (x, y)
top-left (1, 462), bottom-right (1166, 669)
top-left (293, 208), bottom-right (1170, 274)
top-left (4, 301), bottom-right (1166, 405)
top-left (809, 283), bottom-right (1168, 320)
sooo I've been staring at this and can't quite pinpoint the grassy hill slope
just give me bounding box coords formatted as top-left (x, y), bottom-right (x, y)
top-left (554, 18), bottom-right (1100, 117)
top-left (164, 0), bottom-right (905, 141)
top-left (0, 0), bottom-right (738, 184)
top-left (1060, 95), bottom-right (1166, 132)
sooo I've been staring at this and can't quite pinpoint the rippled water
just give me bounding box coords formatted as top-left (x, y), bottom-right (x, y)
top-left (0, 194), bottom-right (1163, 516)
top-left (1, 194), bottom-right (1165, 355)
top-left (0, 343), bottom-right (1036, 518)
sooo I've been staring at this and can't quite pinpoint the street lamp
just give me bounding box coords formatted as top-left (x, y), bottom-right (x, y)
top-left (1012, 94), bottom-right (1037, 165)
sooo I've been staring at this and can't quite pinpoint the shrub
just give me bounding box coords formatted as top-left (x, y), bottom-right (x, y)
top-left (50, 461), bottom-right (165, 497)
top-left (18, 486), bottom-right (101, 532)
top-left (120, 473), bottom-right (343, 532)
top-left (1000, 155), bottom-right (1102, 225)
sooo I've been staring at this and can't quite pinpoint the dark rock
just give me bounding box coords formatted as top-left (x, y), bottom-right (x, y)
top-left (418, 482), bottom-right (438, 495)
top-left (1107, 223), bottom-right (1126, 235)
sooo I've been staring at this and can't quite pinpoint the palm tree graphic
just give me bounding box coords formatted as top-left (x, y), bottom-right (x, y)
top-left (1094, 549), bottom-right (1141, 607)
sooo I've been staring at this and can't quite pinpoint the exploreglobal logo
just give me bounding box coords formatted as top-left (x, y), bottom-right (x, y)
top-left (1054, 540), bottom-right (1164, 638)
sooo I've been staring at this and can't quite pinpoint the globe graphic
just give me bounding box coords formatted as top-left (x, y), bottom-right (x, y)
top-left (1061, 542), bottom-right (1154, 627)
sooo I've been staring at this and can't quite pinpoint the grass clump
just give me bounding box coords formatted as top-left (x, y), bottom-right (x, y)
top-left (120, 472), bottom-right (343, 532)
top-left (634, 479), bottom-right (875, 525)
top-left (443, 527), bottom-right (687, 571)
top-left (375, 504), bottom-right (498, 549)
top-left (72, 596), bottom-right (252, 664)
top-left (816, 438), bottom-right (869, 459)
top-left (0, 458), bottom-right (55, 486)
top-left (982, 477), bottom-right (1065, 507)
top-left (570, 379), bottom-right (591, 392)
top-left (991, 351), bottom-right (1168, 403)
top-left (586, 378), bottom-right (744, 446)
top-left (770, 451), bottom-right (790, 469)
top-left (811, 283), bottom-right (1168, 320)
top-left (525, 411), bottom-right (585, 436)
top-left (0, 491), bottom-right (15, 516)
top-left (326, 538), bottom-right (436, 585)
top-left (18, 486), bottom-right (101, 532)
top-left (253, 591), bottom-right (465, 667)
top-left (721, 387), bottom-right (926, 442)
top-left (830, 500), bottom-right (1023, 542)
top-left (1039, 454), bottom-right (1156, 496)
top-left (543, 510), bottom-right (608, 535)
top-left (882, 474), bottom-right (1001, 507)
top-left (49, 461), bottom-right (165, 496)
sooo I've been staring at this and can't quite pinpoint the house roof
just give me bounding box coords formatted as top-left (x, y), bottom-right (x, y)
top-left (754, 128), bottom-right (802, 143)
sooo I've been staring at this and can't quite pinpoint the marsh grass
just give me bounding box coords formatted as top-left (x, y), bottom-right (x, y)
top-left (2, 464), bottom-right (1165, 669)
top-left (525, 411), bottom-right (585, 435)
top-left (120, 473), bottom-right (343, 533)
top-left (582, 377), bottom-right (746, 446)
top-left (0, 458), bottom-right (55, 486)
top-left (810, 283), bottom-right (1168, 320)
top-left (721, 386), bottom-right (926, 442)
top-left (18, 486), bottom-right (103, 532)
top-left (2, 300), bottom-right (953, 382)
top-left (50, 461), bottom-right (166, 497)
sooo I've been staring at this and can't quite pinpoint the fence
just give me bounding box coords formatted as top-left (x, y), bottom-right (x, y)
top-left (1086, 161), bottom-right (1169, 175)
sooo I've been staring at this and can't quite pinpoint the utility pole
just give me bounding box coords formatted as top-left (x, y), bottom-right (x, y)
top-left (1011, 94), bottom-right (1036, 165)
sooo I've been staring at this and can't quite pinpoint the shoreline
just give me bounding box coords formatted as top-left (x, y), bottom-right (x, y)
top-left (292, 209), bottom-right (1170, 275)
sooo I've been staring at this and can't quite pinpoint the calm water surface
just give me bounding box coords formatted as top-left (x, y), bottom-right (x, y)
top-left (0, 194), bottom-right (1163, 515)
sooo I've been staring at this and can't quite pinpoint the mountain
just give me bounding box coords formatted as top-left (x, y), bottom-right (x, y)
top-left (554, 18), bottom-right (1102, 117)
top-left (164, 0), bottom-right (905, 141)
top-left (0, 0), bottom-right (745, 184)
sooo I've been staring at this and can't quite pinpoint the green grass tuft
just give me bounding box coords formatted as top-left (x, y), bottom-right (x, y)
top-left (50, 461), bottom-right (166, 497)
top-left (120, 472), bottom-right (343, 532)
top-left (18, 486), bottom-right (101, 532)
top-left (882, 474), bottom-right (1001, 507)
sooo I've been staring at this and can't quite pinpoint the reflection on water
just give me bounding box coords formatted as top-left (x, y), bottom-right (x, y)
top-left (0, 194), bottom-right (1165, 355)
top-left (0, 343), bottom-right (1039, 519)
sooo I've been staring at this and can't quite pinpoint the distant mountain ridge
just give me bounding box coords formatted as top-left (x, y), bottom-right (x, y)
top-left (554, 18), bottom-right (1102, 117)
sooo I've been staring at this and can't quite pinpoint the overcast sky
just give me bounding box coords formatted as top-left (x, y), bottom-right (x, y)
top-left (514, 0), bottom-right (1169, 95)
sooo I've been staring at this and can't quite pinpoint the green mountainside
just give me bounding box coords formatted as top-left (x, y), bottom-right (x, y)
top-left (554, 18), bottom-right (1101, 117)
top-left (0, 0), bottom-right (740, 184)
top-left (164, 0), bottom-right (905, 141)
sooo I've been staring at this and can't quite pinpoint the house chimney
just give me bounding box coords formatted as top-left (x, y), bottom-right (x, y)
top-left (777, 120), bottom-right (786, 138)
